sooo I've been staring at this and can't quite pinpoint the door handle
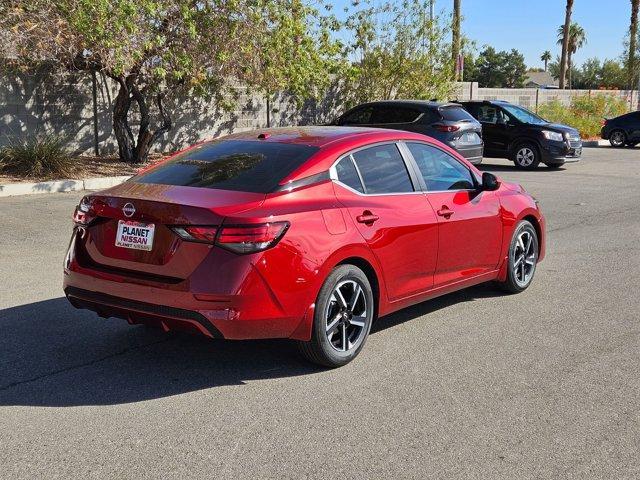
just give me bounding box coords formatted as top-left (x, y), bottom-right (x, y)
top-left (356, 211), bottom-right (379, 225)
top-left (437, 206), bottom-right (454, 219)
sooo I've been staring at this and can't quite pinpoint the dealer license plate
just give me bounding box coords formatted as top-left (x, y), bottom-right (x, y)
top-left (115, 220), bottom-right (155, 251)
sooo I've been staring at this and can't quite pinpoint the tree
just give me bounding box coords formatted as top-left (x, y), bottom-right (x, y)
top-left (474, 46), bottom-right (527, 87)
top-left (541, 50), bottom-right (552, 71)
top-left (575, 57), bottom-right (601, 89)
top-left (559, 0), bottom-right (574, 89)
top-left (341, 0), bottom-right (454, 106)
top-left (0, 0), bottom-right (342, 163)
top-left (452, 0), bottom-right (462, 80)
top-left (601, 59), bottom-right (627, 88)
top-left (557, 22), bottom-right (586, 88)
top-left (628, 0), bottom-right (639, 89)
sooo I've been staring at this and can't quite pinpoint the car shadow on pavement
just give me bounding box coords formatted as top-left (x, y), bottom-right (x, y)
top-left (0, 284), bottom-right (502, 407)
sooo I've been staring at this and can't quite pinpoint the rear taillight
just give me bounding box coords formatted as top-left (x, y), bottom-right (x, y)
top-left (601, 118), bottom-right (608, 126)
top-left (170, 222), bottom-right (289, 254)
top-left (73, 196), bottom-right (96, 226)
top-left (171, 226), bottom-right (219, 243)
top-left (434, 124), bottom-right (460, 132)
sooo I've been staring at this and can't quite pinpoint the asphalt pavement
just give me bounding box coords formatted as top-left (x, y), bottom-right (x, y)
top-left (1, 147), bottom-right (639, 479)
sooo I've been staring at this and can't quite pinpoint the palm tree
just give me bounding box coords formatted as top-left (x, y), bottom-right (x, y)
top-left (541, 50), bottom-right (552, 71)
top-left (452, 0), bottom-right (461, 80)
top-left (629, 0), bottom-right (639, 89)
top-left (557, 23), bottom-right (586, 88)
top-left (559, 0), bottom-right (574, 89)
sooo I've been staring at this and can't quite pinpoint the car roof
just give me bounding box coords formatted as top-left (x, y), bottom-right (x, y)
top-left (222, 126), bottom-right (426, 148)
top-left (216, 126), bottom-right (440, 184)
top-left (462, 100), bottom-right (512, 105)
top-left (348, 100), bottom-right (464, 111)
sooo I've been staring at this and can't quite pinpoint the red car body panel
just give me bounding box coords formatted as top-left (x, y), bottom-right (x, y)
top-left (63, 127), bottom-right (545, 342)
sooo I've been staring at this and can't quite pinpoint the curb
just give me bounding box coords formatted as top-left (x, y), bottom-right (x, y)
top-left (582, 139), bottom-right (609, 148)
top-left (0, 175), bottom-right (131, 198)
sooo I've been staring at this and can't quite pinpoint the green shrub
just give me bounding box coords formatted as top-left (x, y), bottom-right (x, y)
top-left (538, 94), bottom-right (628, 139)
top-left (0, 135), bottom-right (76, 178)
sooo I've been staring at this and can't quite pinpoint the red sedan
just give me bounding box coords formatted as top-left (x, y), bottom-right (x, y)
top-left (64, 127), bottom-right (545, 367)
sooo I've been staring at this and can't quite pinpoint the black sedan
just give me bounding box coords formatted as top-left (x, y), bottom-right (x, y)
top-left (601, 111), bottom-right (640, 148)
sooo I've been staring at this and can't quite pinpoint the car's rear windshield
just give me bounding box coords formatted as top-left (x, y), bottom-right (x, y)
top-left (134, 140), bottom-right (319, 193)
top-left (439, 106), bottom-right (476, 122)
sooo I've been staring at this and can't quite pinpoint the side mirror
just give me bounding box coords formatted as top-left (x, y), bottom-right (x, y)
top-left (481, 172), bottom-right (500, 191)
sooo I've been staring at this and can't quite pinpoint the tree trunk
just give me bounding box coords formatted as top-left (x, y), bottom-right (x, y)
top-left (111, 76), bottom-right (172, 164)
top-left (132, 91), bottom-right (172, 164)
top-left (568, 54), bottom-right (572, 89)
top-left (544, 59), bottom-right (548, 71)
top-left (559, 0), bottom-right (573, 89)
top-left (112, 77), bottom-right (135, 163)
top-left (452, 0), bottom-right (461, 81)
top-left (629, 0), bottom-right (639, 89)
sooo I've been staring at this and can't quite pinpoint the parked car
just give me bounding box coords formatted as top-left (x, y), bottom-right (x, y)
top-left (333, 100), bottom-right (484, 164)
top-left (64, 127), bottom-right (545, 367)
top-left (601, 111), bottom-right (640, 148)
top-left (461, 100), bottom-right (582, 169)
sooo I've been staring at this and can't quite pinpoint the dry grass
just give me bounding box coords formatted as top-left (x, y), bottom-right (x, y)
top-left (0, 152), bottom-right (166, 184)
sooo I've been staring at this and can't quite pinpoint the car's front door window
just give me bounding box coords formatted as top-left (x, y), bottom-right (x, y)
top-left (406, 143), bottom-right (475, 191)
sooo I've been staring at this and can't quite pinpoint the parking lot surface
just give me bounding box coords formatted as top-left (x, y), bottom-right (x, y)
top-left (1, 147), bottom-right (639, 479)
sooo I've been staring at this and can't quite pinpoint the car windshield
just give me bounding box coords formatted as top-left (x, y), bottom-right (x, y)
top-left (501, 104), bottom-right (548, 125)
top-left (134, 140), bottom-right (319, 193)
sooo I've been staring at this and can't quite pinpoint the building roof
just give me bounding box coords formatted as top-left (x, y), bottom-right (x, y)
top-left (525, 71), bottom-right (559, 88)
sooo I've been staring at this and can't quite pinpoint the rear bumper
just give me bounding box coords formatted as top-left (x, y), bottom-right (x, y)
top-left (456, 144), bottom-right (484, 165)
top-left (63, 229), bottom-right (317, 340)
top-left (65, 286), bottom-right (224, 338)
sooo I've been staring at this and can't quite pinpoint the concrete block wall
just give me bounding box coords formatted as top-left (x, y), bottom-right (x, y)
top-left (0, 69), bottom-right (341, 155)
top-left (455, 82), bottom-right (637, 112)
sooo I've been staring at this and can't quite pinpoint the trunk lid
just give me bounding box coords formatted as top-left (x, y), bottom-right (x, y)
top-left (79, 181), bottom-right (264, 280)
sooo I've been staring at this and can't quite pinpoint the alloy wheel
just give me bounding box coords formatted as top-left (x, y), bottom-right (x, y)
top-left (325, 280), bottom-right (368, 352)
top-left (516, 147), bottom-right (535, 167)
top-left (513, 230), bottom-right (537, 287)
top-left (610, 131), bottom-right (625, 147)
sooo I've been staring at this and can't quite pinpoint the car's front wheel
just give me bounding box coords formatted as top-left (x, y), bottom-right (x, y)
top-left (513, 143), bottom-right (540, 170)
top-left (498, 220), bottom-right (539, 293)
top-left (609, 130), bottom-right (626, 148)
top-left (297, 264), bottom-right (375, 367)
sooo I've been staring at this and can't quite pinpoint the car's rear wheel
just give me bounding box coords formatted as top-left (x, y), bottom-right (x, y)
top-left (297, 264), bottom-right (374, 368)
top-left (513, 143), bottom-right (540, 170)
top-left (609, 130), bottom-right (626, 148)
top-left (498, 220), bottom-right (539, 293)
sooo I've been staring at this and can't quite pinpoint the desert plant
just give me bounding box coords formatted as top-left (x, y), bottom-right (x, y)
top-left (0, 136), bottom-right (76, 178)
top-left (538, 94), bottom-right (628, 138)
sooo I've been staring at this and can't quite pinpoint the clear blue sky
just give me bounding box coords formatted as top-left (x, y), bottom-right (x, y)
top-left (331, 0), bottom-right (630, 68)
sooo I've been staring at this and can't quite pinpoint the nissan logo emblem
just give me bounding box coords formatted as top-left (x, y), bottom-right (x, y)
top-left (122, 203), bottom-right (136, 218)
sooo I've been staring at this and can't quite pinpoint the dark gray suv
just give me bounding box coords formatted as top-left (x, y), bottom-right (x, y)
top-left (333, 100), bottom-right (484, 164)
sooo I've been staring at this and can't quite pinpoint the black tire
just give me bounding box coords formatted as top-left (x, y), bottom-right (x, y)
top-left (297, 264), bottom-right (374, 368)
top-left (497, 220), bottom-right (539, 294)
top-left (609, 130), bottom-right (626, 148)
top-left (512, 143), bottom-right (541, 170)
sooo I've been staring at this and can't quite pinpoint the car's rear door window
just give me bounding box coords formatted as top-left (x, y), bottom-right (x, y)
top-left (406, 142), bottom-right (475, 191)
top-left (351, 144), bottom-right (414, 194)
top-left (339, 106), bottom-right (374, 125)
top-left (134, 140), bottom-right (318, 193)
top-left (370, 105), bottom-right (422, 124)
top-left (335, 157), bottom-right (365, 193)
